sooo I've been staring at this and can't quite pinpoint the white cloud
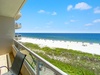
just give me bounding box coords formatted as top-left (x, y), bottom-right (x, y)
top-left (67, 5), bottom-right (73, 11)
top-left (51, 11), bottom-right (57, 15)
top-left (75, 2), bottom-right (92, 10)
top-left (46, 21), bottom-right (53, 25)
top-left (70, 20), bottom-right (77, 22)
top-left (64, 19), bottom-right (77, 24)
top-left (84, 19), bottom-right (100, 27)
top-left (38, 10), bottom-right (57, 15)
top-left (93, 19), bottom-right (100, 23)
top-left (64, 22), bottom-right (69, 25)
top-left (94, 7), bottom-right (100, 14)
top-left (85, 23), bottom-right (93, 26)
top-left (38, 10), bottom-right (45, 13)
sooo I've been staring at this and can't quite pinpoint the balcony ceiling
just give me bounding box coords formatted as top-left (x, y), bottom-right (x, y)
top-left (0, 0), bottom-right (26, 18)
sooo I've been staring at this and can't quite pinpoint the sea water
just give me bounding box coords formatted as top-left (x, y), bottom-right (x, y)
top-left (17, 33), bottom-right (100, 43)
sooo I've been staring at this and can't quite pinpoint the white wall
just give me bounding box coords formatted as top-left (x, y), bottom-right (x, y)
top-left (0, 16), bottom-right (15, 55)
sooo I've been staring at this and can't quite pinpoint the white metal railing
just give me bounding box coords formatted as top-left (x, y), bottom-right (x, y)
top-left (15, 34), bottom-right (21, 40)
top-left (13, 39), bottom-right (68, 75)
top-left (15, 23), bottom-right (21, 29)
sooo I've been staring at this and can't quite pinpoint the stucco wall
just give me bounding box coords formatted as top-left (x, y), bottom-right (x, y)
top-left (0, 16), bottom-right (15, 55)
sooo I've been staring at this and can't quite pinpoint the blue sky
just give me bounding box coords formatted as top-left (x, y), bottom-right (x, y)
top-left (16, 0), bottom-right (100, 33)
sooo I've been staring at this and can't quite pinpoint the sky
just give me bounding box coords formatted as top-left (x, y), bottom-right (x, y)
top-left (16, 0), bottom-right (100, 33)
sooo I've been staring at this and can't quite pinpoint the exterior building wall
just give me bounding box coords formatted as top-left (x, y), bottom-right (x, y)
top-left (0, 16), bottom-right (15, 55)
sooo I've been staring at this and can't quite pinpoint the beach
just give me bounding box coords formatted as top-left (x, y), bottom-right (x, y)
top-left (19, 37), bottom-right (100, 55)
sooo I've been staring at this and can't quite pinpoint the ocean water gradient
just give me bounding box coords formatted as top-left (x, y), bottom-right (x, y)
top-left (17, 33), bottom-right (100, 43)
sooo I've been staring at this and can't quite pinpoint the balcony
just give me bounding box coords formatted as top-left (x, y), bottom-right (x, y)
top-left (0, 39), bottom-right (67, 75)
top-left (15, 34), bottom-right (21, 40)
top-left (14, 12), bottom-right (22, 20)
top-left (15, 23), bottom-right (21, 29)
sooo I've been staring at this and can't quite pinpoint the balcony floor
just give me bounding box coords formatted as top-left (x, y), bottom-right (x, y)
top-left (0, 54), bottom-right (8, 75)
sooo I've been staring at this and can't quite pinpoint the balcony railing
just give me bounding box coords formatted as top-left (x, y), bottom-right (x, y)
top-left (15, 23), bottom-right (21, 29)
top-left (15, 34), bottom-right (21, 40)
top-left (14, 39), bottom-right (68, 75)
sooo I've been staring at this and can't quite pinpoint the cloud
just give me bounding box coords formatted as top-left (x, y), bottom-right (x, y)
top-left (51, 11), bottom-right (57, 15)
top-left (38, 10), bottom-right (50, 14)
top-left (38, 10), bottom-right (45, 13)
top-left (67, 2), bottom-right (91, 11)
top-left (64, 19), bottom-right (77, 25)
top-left (46, 21), bottom-right (53, 25)
top-left (85, 19), bottom-right (100, 26)
top-left (94, 7), bottom-right (100, 14)
top-left (93, 19), bottom-right (100, 23)
top-left (70, 20), bottom-right (77, 22)
top-left (38, 10), bottom-right (57, 15)
top-left (64, 22), bottom-right (69, 25)
top-left (85, 23), bottom-right (93, 26)
top-left (75, 2), bottom-right (92, 10)
top-left (67, 5), bottom-right (73, 11)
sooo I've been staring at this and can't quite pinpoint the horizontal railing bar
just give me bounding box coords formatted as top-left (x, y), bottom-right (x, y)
top-left (14, 39), bottom-right (68, 75)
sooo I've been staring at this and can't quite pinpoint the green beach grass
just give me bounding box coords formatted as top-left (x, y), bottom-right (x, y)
top-left (22, 42), bottom-right (100, 75)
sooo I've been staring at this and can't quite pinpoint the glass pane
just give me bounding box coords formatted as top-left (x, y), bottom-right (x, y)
top-left (39, 61), bottom-right (55, 75)
top-left (21, 50), bottom-right (37, 71)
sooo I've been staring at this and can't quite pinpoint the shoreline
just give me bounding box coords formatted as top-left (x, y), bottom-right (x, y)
top-left (19, 37), bottom-right (100, 55)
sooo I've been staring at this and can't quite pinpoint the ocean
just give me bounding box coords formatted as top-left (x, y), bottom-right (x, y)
top-left (17, 33), bottom-right (100, 43)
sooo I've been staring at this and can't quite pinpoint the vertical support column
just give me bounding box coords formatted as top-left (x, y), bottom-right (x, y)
top-left (0, 16), bottom-right (15, 55)
top-left (36, 59), bottom-right (40, 75)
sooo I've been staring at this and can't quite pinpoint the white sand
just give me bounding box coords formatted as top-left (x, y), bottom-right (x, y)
top-left (19, 37), bottom-right (100, 55)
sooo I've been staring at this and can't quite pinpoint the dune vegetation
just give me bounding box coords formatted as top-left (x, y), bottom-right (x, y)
top-left (22, 42), bottom-right (100, 75)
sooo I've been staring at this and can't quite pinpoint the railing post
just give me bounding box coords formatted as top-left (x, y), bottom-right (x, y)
top-left (36, 59), bottom-right (40, 75)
